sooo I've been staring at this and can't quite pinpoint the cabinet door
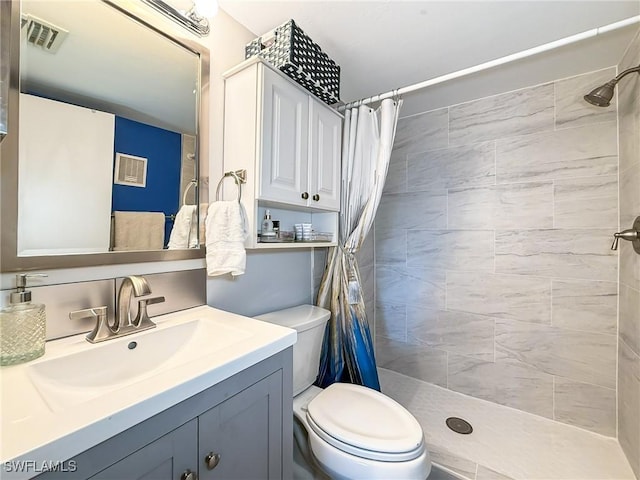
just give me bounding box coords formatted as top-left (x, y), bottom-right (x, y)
top-left (89, 420), bottom-right (198, 480)
top-left (260, 66), bottom-right (309, 207)
top-left (309, 100), bottom-right (341, 211)
top-left (198, 371), bottom-right (283, 480)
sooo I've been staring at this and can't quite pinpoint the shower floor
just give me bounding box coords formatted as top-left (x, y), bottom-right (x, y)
top-left (379, 368), bottom-right (636, 480)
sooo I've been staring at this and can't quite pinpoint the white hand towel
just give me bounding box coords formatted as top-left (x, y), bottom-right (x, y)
top-left (205, 201), bottom-right (248, 277)
top-left (167, 205), bottom-right (197, 249)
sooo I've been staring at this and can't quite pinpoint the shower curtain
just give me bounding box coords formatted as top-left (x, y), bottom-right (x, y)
top-left (316, 98), bottom-right (402, 390)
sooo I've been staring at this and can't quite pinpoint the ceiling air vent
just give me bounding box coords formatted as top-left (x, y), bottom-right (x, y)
top-left (21, 15), bottom-right (68, 53)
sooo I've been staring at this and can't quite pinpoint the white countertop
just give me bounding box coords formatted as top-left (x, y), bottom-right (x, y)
top-left (0, 305), bottom-right (296, 479)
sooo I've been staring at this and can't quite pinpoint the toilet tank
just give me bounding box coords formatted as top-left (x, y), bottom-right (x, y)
top-left (255, 305), bottom-right (330, 396)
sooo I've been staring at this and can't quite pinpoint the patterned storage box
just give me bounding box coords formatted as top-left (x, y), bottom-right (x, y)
top-left (245, 19), bottom-right (340, 105)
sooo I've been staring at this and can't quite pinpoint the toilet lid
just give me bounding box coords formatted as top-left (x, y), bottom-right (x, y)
top-left (306, 383), bottom-right (424, 460)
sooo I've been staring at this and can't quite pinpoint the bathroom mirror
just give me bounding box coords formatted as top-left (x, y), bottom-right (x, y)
top-left (0, 0), bottom-right (209, 271)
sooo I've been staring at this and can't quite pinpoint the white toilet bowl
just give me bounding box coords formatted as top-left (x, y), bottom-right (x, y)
top-left (255, 305), bottom-right (431, 480)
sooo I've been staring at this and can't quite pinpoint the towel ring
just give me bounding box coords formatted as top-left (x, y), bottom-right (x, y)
top-left (215, 169), bottom-right (246, 203)
top-left (182, 180), bottom-right (197, 206)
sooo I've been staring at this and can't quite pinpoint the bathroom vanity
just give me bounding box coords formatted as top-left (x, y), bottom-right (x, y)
top-left (0, 306), bottom-right (296, 480)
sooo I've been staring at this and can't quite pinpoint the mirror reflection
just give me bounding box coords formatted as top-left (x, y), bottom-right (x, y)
top-left (18, 0), bottom-right (200, 256)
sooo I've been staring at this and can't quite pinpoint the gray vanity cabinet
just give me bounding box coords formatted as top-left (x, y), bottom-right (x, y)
top-left (35, 349), bottom-right (293, 480)
top-left (89, 420), bottom-right (198, 480)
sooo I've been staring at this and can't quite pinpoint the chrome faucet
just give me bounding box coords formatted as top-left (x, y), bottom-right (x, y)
top-left (69, 275), bottom-right (165, 343)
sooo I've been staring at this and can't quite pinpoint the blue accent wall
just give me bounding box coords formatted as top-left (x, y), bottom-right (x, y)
top-left (112, 116), bottom-right (181, 245)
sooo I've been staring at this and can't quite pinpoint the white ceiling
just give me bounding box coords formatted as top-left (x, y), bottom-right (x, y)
top-left (219, 0), bottom-right (640, 117)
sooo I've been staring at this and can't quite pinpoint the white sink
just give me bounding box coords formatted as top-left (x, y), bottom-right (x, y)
top-left (27, 317), bottom-right (253, 412)
top-left (2, 305), bottom-right (296, 474)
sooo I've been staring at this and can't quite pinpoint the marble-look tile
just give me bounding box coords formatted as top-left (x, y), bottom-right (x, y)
top-left (447, 185), bottom-right (495, 229)
top-left (383, 150), bottom-right (407, 194)
top-left (312, 248), bottom-right (328, 300)
top-left (554, 175), bottom-right (618, 229)
top-left (375, 265), bottom-right (406, 305)
top-left (620, 283), bottom-right (640, 356)
top-left (379, 368), bottom-right (636, 480)
top-left (551, 279), bottom-right (617, 335)
top-left (476, 465), bottom-right (514, 480)
top-left (405, 267), bottom-right (446, 310)
top-left (554, 378), bottom-right (616, 437)
top-left (394, 108), bottom-right (449, 156)
top-left (375, 336), bottom-right (447, 387)
top-left (495, 122), bottom-right (618, 184)
top-left (407, 308), bottom-right (494, 361)
top-left (407, 229), bottom-right (494, 272)
top-left (428, 445), bottom-right (477, 480)
top-left (619, 31), bottom-right (640, 176)
top-left (448, 182), bottom-right (553, 230)
top-left (495, 319), bottom-right (617, 389)
top-left (618, 70), bottom-right (640, 175)
top-left (359, 264), bottom-right (374, 307)
top-left (355, 231), bottom-right (374, 269)
top-left (493, 182), bottom-right (554, 230)
top-left (620, 161), bottom-right (640, 234)
top-left (449, 83), bottom-right (555, 146)
top-left (447, 354), bottom-right (554, 418)
top-left (620, 235), bottom-right (640, 292)
top-left (495, 229), bottom-right (618, 281)
top-left (375, 303), bottom-right (406, 341)
top-left (408, 142), bottom-right (495, 191)
top-left (428, 465), bottom-right (468, 480)
top-left (447, 271), bottom-right (551, 324)
top-left (619, 339), bottom-right (640, 480)
top-left (555, 68), bottom-right (617, 128)
top-left (373, 226), bottom-right (406, 265)
top-left (375, 191), bottom-right (447, 230)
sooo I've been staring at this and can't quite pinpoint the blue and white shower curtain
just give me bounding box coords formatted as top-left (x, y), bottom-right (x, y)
top-left (316, 98), bottom-right (402, 390)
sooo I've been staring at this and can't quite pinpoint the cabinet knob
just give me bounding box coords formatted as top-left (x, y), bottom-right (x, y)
top-left (312, 194), bottom-right (320, 201)
top-left (205, 452), bottom-right (221, 470)
top-left (181, 469), bottom-right (198, 480)
top-left (301, 192), bottom-right (309, 200)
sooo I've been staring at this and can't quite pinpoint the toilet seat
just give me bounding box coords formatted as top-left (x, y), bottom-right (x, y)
top-left (306, 383), bottom-right (425, 462)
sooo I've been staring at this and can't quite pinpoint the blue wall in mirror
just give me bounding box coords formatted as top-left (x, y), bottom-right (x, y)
top-left (112, 116), bottom-right (182, 246)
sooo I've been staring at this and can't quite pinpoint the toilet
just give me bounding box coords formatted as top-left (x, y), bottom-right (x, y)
top-left (255, 305), bottom-right (431, 480)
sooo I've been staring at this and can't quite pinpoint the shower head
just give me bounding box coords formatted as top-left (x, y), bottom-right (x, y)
top-left (584, 64), bottom-right (640, 107)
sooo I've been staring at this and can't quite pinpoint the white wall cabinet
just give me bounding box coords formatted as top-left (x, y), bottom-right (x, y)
top-left (223, 58), bottom-right (341, 249)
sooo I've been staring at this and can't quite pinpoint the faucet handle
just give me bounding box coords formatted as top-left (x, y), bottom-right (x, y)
top-left (134, 296), bottom-right (165, 330)
top-left (69, 306), bottom-right (113, 343)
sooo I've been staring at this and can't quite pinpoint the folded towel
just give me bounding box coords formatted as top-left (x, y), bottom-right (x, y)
top-left (167, 205), bottom-right (197, 249)
top-left (113, 211), bottom-right (165, 251)
top-left (205, 201), bottom-right (248, 277)
top-left (198, 203), bottom-right (208, 245)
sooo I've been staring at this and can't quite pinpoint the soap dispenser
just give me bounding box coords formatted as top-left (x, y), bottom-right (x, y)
top-left (261, 210), bottom-right (276, 240)
top-left (0, 273), bottom-right (47, 366)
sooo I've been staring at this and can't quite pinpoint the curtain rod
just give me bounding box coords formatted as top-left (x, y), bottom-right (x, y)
top-left (340, 15), bottom-right (640, 111)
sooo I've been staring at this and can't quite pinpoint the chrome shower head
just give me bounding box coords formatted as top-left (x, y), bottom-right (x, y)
top-left (584, 65), bottom-right (640, 107)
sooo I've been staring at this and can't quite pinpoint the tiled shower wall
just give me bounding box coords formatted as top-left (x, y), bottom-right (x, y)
top-left (618, 29), bottom-right (640, 480)
top-left (373, 67), bottom-right (621, 437)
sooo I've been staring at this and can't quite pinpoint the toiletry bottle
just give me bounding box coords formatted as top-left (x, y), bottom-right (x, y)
top-left (261, 210), bottom-right (276, 240)
top-left (0, 274), bottom-right (47, 366)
